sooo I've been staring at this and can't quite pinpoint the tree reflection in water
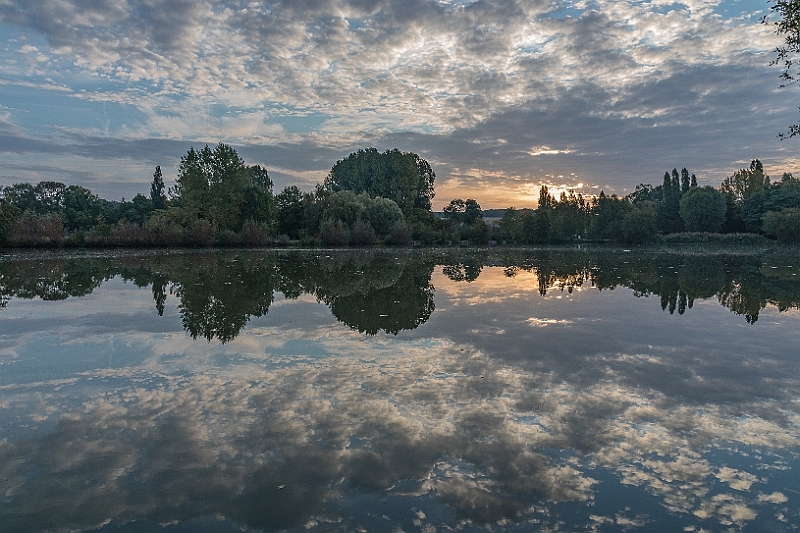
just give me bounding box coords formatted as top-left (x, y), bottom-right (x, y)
top-left (1, 248), bottom-right (799, 340)
top-left (0, 247), bottom-right (799, 532)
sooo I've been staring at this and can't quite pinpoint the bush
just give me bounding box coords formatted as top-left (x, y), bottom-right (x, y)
top-left (7, 212), bottom-right (65, 247)
top-left (65, 230), bottom-right (86, 247)
top-left (387, 221), bottom-right (412, 245)
top-left (659, 232), bottom-right (770, 245)
top-left (320, 219), bottom-right (349, 246)
top-left (621, 207), bottom-right (657, 243)
top-left (145, 212), bottom-right (184, 246)
top-left (109, 221), bottom-right (150, 246)
top-left (187, 219), bottom-right (216, 246)
top-left (763, 208), bottom-right (800, 243)
top-left (83, 230), bottom-right (109, 247)
top-left (216, 229), bottom-right (242, 247)
top-left (349, 221), bottom-right (377, 246)
top-left (240, 220), bottom-right (270, 247)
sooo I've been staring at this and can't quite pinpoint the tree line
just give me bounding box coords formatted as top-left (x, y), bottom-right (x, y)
top-left (0, 144), bottom-right (442, 247)
top-left (1, 145), bottom-right (799, 247)
top-left (492, 160), bottom-right (800, 244)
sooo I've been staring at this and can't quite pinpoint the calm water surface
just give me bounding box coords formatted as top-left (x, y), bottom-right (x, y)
top-left (0, 247), bottom-right (798, 532)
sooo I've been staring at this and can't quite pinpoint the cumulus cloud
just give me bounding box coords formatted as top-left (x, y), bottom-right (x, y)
top-left (0, 0), bottom-right (795, 205)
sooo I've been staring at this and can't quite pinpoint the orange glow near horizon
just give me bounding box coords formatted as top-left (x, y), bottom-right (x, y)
top-left (432, 170), bottom-right (597, 211)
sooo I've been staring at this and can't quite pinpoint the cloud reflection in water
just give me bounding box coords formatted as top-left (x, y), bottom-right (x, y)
top-left (0, 249), bottom-right (798, 532)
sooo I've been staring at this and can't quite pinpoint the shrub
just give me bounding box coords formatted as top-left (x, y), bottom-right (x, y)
top-left (145, 213), bottom-right (184, 246)
top-left (216, 229), bottom-right (242, 247)
top-left (109, 221), bottom-right (150, 246)
top-left (240, 220), bottom-right (270, 247)
top-left (8, 212), bottom-right (65, 247)
top-left (763, 208), bottom-right (800, 243)
top-left (387, 221), bottom-right (412, 245)
top-left (187, 219), bottom-right (215, 246)
top-left (349, 220), bottom-right (377, 246)
top-left (83, 230), bottom-right (109, 247)
top-left (320, 219), bottom-right (349, 246)
top-left (659, 232), bottom-right (770, 245)
top-left (65, 230), bottom-right (86, 247)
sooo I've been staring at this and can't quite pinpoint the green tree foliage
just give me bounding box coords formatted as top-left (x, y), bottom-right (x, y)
top-left (276, 185), bottom-right (305, 239)
top-left (362, 196), bottom-right (404, 236)
top-left (115, 194), bottom-right (154, 226)
top-left (173, 143), bottom-right (273, 232)
top-left (325, 148), bottom-right (435, 213)
top-left (590, 192), bottom-right (630, 241)
top-left (150, 166), bottom-right (167, 210)
top-left (315, 190), bottom-right (406, 245)
top-left (550, 190), bottom-right (589, 241)
top-left (443, 198), bottom-right (483, 226)
top-left (658, 170), bottom-right (684, 233)
top-left (679, 186), bottom-right (727, 233)
top-left (3, 181), bottom-right (67, 215)
top-left (763, 208), bottom-right (800, 242)
top-left (681, 168), bottom-right (691, 193)
top-left (241, 165), bottom-right (275, 230)
top-left (406, 208), bottom-right (448, 245)
top-left (763, 0), bottom-right (800, 138)
top-left (500, 207), bottom-right (524, 243)
top-left (63, 185), bottom-right (102, 231)
top-left (626, 183), bottom-right (662, 206)
top-left (720, 159), bottom-right (770, 232)
top-left (621, 206), bottom-right (658, 243)
top-left (442, 198), bottom-right (489, 243)
top-left (0, 197), bottom-right (21, 244)
top-left (2, 183), bottom-right (38, 212)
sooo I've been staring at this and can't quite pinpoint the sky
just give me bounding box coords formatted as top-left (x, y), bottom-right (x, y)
top-left (0, 0), bottom-right (797, 209)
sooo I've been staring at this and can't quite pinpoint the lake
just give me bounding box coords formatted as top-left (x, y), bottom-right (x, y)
top-left (1, 247), bottom-right (798, 532)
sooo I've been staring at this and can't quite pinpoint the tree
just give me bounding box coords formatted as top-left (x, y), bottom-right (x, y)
top-left (720, 159), bottom-right (770, 232)
top-left (658, 171), bottom-right (684, 233)
top-left (621, 206), bottom-right (657, 243)
top-left (362, 196), bottom-right (404, 236)
top-left (0, 197), bottom-right (21, 244)
top-left (681, 168), bottom-right (691, 193)
top-left (500, 208), bottom-right (523, 243)
top-left (763, 0), bottom-right (800, 138)
top-left (276, 186), bottom-right (305, 238)
top-left (240, 165), bottom-right (274, 230)
top-left (118, 194), bottom-right (154, 226)
top-left (325, 148), bottom-right (435, 213)
top-left (150, 166), bottom-right (167, 210)
top-left (590, 191), bottom-right (631, 241)
top-left (173, 143), bottom-right (273, 232)
top-left (762, 208), bottom-right (800, 242)
top-left (679, 186), bottom-right (727, 232)
top-left (2, 183), bottom-right (38, 212)
top-left (63, 185), bottom-right (102, 231)
top-left (443, 198), bottom-right (483, 226)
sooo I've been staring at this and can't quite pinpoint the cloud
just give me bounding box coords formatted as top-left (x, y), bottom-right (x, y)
top-left (0, 0), bottom-right (795, 205)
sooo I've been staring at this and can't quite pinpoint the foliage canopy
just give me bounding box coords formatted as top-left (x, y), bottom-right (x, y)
top-left (324, 148), bottom-right (435, 214)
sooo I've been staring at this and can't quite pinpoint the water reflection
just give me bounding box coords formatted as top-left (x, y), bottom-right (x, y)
top-left (2, 248), bottom-right (799, 340)
top-left (0, 248), bottom-right (799, 532)
top-left (0, 250), bottom-right (437, 341)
